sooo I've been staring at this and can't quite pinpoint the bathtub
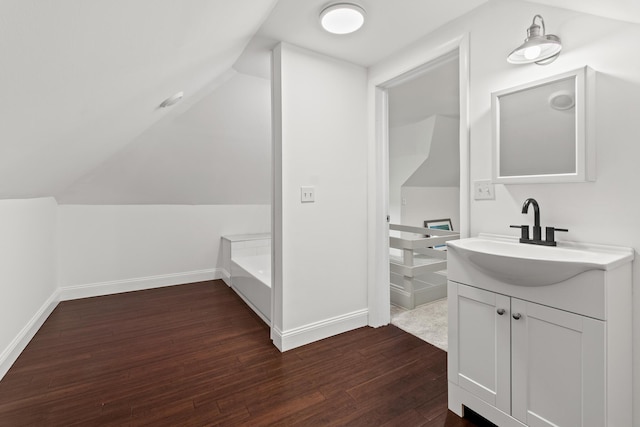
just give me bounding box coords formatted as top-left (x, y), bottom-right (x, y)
top-left (221, 234), bottom-right (271, 324)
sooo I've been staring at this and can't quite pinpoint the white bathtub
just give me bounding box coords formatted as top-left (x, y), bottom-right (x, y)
top-left (222, 234), bottom-right (271, 324)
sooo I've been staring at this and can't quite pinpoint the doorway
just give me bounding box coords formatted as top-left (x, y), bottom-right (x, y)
top-left (368, 35), bottom-right (470, 336)
top-left (386, 51), bottom-right (460, 349)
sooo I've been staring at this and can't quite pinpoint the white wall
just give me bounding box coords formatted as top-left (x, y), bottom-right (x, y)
top-left (272, 43), bottom-right (368, 350)
top-left (58, 205), bottom-right (270, 298)
top-left (398, 116), bottom-right (460, 231)
top-left (401, 187), bottom-right (460, 232)
top-left (404, 115), bottom-right (460, 188)
top-left (389, 117), bottom-right (435, 224)
top-left (0, 198), bottom-right (57, 378)
top-left (57, 72), bottom-right (272, 205)
top-left (369, 0), bottom-right (640, 422)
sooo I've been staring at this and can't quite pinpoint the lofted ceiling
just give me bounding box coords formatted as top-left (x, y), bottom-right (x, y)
top-left (0, 0), bottom-right (278, 199)
top-left (2, 0), bottom-right (639, 203)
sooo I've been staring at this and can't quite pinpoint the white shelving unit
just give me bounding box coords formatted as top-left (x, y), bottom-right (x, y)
top-left (389, 224), bottom-right (459, 309)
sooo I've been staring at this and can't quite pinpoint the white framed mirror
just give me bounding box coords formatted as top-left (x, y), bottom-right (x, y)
top-left (492, 66), bottom-right (595, 184)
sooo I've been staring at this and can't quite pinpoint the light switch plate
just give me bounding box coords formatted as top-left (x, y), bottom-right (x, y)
top-left (474, 180), bottom-right (495, 200)
top-left (301, 186), bottom-right (315, 203)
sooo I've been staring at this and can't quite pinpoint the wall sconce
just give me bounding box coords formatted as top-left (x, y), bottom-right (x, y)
top-left (507, 15), bottom-right (562, 65)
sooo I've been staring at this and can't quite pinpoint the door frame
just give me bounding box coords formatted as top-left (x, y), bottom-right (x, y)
top-left (367, 34), bottom-right (471, 327)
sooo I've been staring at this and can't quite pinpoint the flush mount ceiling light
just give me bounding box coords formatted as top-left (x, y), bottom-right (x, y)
top-left (507, 15), bottom-right (562, 65)
top-left (159, 91), bottom-right (184, 108)
top-left (320, 3), bottom-right (366, 35)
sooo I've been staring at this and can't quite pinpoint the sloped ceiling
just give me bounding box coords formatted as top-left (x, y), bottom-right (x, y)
top-left (50, 0), bottom-right (493, 204)
top-left (0, 0), bottom-right (277, 199)
top-left (57, 71), bottom-right (271, 205)
top-left (4, 0), bottom-right (640, 203)
top-left (527, 0), bottom-right (640, 25)
top-left (404, 116), bottom-right (460, 187)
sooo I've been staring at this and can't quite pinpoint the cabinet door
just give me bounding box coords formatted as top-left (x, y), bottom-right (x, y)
top-left (511, 298), bottom-right (605, 427)
top-left (448, 282), bottom-right (511, 413)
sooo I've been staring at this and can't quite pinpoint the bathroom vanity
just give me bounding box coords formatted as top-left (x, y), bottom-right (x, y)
top-left (446, 234), bottom-right (633, 427)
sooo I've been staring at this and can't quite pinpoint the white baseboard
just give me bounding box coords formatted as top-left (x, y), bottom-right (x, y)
top-left (0, 291), bottom-right (60, 381)
top-left (59, 269), bottom-right (223, 301)
top-left (271, 309), bottom-right (368, 352)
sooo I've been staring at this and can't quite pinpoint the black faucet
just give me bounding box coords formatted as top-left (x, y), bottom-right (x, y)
top-left (510, 198), bottom-right (568, 246)
top-left (522, 198), bottom-right (542, 241)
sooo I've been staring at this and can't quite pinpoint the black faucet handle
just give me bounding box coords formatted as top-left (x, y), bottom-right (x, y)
top-left (545, 227), bottom-right (568, 244)
top-left (510, 224), bottom-right (530, 240)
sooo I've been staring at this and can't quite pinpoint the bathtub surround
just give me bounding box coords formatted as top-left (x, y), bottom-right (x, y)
top-left (220, 233), bottom-right (271, 285)
top-left (222, 234), bottom-right (272, 324)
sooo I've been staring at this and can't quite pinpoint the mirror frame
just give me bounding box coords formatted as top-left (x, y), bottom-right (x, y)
top-left (492, 66), bottom-right (595, 184)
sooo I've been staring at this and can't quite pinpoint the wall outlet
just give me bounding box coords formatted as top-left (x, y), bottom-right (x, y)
top-left (301, 186), bottom-right (315, 203)
top-left (474, 180), bottom-right (495, 200)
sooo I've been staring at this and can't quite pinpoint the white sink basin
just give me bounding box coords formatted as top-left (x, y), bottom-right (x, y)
top-left (447, 235), bottom-right (634, 286)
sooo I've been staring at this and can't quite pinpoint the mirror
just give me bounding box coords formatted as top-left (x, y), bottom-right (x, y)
top-left (492, 67), bottom-right (595, 184)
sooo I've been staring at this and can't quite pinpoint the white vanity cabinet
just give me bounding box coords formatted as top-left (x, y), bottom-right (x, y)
top-left (448, 284), bottom-right (511, 414)
top-left (446, 235), bottom-right (633, 427)
top-left (510, 297), bottom-right (606, 427)
top-left (449, 283), bottom-right (606, 427)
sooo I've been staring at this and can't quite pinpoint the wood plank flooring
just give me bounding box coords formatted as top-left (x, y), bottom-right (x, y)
top-left (0, 281), bottom-right (490, 426)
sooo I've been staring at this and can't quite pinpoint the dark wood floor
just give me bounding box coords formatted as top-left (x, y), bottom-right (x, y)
top-left (0, 280), bottom-right (488, 426)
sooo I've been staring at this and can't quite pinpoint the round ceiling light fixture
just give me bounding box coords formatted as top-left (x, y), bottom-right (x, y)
top-left (320, 3), bottom-right (366, 35)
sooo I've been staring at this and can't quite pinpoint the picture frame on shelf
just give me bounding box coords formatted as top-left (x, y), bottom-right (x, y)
top-left (424, 218), bottom-right (453, 250)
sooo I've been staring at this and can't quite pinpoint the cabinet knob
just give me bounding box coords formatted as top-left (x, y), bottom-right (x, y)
top-left (512, 313), bottom-right (522, 320)
top-left (497, 308), bottom-right (505, 315)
